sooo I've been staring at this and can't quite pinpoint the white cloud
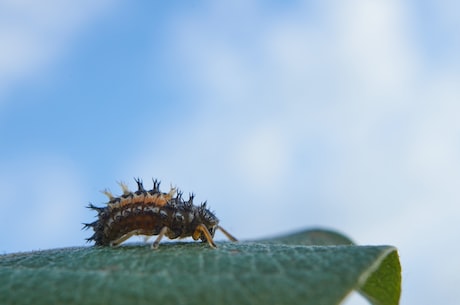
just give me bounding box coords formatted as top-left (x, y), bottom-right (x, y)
top-left (235, 123), bottom-right (291, 190)
top-left (0, 0), bottom-right (117, 103)
top-left (127, 1), bottom-right (459, 303)
top-left (335, 0), bottom-right (419, 99)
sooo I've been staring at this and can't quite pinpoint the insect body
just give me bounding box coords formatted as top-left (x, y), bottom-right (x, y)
top-left (83, 178), bottom-right (237, 249)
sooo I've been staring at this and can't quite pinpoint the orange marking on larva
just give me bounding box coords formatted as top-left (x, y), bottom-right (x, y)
top-left (143, 192), bottom-right (155, 203)
top-left (153, 193), bottom-right (166, 206)
top-left (141, 193), bottom-right (166, 206)
top-left (119, 197), bottom-right (133, 207)
top-left (83, 178), bottom-right (238, 249)
top-left (132, 193), bottom-right (145, 205)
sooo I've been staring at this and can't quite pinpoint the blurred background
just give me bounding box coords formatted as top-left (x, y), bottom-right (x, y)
top-left (1, 0), bottom-right (459, 304)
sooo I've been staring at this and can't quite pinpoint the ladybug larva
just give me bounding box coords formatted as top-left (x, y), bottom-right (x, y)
top-left (83, 178), bottom-right (237, 249)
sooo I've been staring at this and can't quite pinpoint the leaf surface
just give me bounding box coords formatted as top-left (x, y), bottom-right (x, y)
top-left (0, 229), bottom-right (401, 305)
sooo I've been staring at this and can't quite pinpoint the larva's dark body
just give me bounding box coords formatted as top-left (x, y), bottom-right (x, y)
top-left (84, 179), bottom-right (237, 248)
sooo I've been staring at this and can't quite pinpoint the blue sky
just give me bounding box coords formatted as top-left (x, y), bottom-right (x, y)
top-left (1, 1), bottom-right (459, 304)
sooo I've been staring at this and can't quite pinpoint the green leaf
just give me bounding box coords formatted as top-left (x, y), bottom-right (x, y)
top-left (0, 229), bottom-right (401, 305)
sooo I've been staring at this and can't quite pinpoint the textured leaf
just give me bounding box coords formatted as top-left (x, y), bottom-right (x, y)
top-left (0, 229), bottom-right (401, 305)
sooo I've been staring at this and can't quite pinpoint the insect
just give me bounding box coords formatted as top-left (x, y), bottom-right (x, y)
top-left (83, 178), bottom-right (237, 249)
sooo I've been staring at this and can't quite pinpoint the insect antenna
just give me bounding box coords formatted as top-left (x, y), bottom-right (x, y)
top-left (216, 226), bottom-right (238, 242)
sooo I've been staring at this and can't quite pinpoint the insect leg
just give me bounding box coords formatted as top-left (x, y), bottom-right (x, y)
top-left (152, 226), bottom-right (169, 249)
top-left (193, 224), bottom-right (217, 248)
top-left (110, 230), bottom-right (142, 247)
top-left (216, 226), bottom-right (238, 242)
